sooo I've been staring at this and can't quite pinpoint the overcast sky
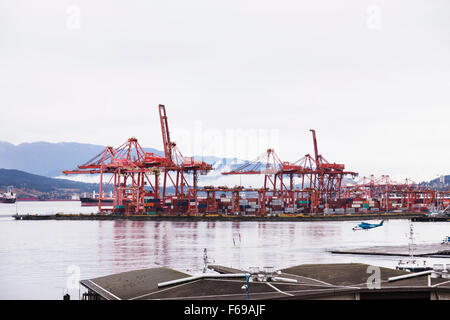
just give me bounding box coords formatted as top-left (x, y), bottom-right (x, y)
top-left (0, 0), bottom-right (449, 182)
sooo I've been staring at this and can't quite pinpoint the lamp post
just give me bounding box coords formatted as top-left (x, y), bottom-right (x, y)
top-left (242, 272), bottom-right (250, 300)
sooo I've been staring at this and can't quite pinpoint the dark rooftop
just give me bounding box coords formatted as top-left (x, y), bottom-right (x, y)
top-left (80, 263), bottom-right (450, 300)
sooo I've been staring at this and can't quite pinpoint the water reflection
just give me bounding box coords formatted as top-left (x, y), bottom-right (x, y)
top-left (1, 202), bottom-right (449, 299)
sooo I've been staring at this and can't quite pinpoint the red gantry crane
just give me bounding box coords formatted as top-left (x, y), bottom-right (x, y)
top-left (62, 109), bottom-right (370, 216)
top-left (62, 137), bottom-right (169, 214)
top-left (158, 104), bottom-right (213, 215)
top-left (63, 105), bottom-right (212, 215)
top-left (222, 129), bottom-right (358, 214)
top-left (343, 175), bottom-right (438, 213)
top-left (305, 129), bottom-right (358, 210)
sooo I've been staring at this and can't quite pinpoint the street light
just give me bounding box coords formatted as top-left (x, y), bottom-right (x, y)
top-left (241, 272), bottom-right (250, 300)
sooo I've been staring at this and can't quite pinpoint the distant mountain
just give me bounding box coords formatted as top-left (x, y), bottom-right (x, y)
top-left (0, 168), bottom-right (99, 194)
top-left (0, 141), bottom-right (163, 177)
top-left (428, 175), bottom-right (450, 185)
top-left (419, 175), bottom-right (450, 190)
top-left (0, 141), bottom-right (106, 177)
top-left (0, 140), bottom-right (250, 186)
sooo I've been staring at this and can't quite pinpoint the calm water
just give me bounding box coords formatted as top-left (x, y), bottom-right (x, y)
top-left (0, 201), bottom-right (449, 300)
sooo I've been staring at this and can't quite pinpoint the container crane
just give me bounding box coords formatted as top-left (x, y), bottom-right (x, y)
top-left (63, 138), bottom-right (168, 214)
top-left (158, 104), bottom-right (213, 214)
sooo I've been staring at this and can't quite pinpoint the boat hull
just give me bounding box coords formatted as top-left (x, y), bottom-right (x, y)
top-left (80, 197), bottom-right (114, 207)
top-left (0, 198), bottom-right (16, 204)
top-left (395, 266), bottom-right (433, 272)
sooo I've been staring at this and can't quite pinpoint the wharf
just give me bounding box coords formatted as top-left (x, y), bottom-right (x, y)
top-left (411, 216), bottom-right (449, 222)
top-left (13, 212), bottom-right (426, 222)
top-left (331, 243), bottom-right (450, 257)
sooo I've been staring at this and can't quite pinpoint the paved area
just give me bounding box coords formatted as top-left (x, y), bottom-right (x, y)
top-left (331, 243), bottom-right (450, 257)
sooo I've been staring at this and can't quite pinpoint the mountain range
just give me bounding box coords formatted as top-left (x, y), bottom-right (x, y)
top-left (0, 141), bottom-right (253, 187)
top-left (0, 168), bottom-right (99, 196)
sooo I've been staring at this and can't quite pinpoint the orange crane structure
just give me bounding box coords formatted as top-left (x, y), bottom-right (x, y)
top-left (221, 129), bottom-right (358, 214)
top-left (157, 104), bottom-right (213, 215)
top-left (62, 106), bottom-right (444, 216)
top-left (342, 175), bottom-right (443, 213)
top-left (292, 129), bottom-right (358, 212)
top-left (62, 137), bottom-right (169, 214)
top-left (63, 105), bottom-right (212, 215)
top-left (221, 148), bottom-right (300, 214)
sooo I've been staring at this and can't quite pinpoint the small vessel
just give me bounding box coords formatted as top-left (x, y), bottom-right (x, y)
top-left (80, 197), bottom-right (114, 206)
top-left (0, 186), bottom-right (16, 204)
top-left (395, 224), bottom-right (433, 272)
top-left (428, 205), bottom-right (450, 217)
top-left (396, 259), bottom-right (433, 273)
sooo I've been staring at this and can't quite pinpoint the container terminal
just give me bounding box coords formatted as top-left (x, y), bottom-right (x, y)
top-left (55, 104), bottom-right (449, 219)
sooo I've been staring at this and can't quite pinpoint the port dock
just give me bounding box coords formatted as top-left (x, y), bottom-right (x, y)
top-left (331, 243), bottom-right (450, 257)
top-left (13, 212), bottom-right (427, 222)
top-left (56, 105), bottom-right (450, 218)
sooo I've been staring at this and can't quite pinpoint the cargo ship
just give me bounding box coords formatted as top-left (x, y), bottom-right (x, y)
top-left (80, 191), bottom-right (114, 207)
top-left (16, 197), bottom-right (39, 201)
top-left (80, 197), bottom-right (114, 206)
top-left (0, 186), bottom-right (16, 204)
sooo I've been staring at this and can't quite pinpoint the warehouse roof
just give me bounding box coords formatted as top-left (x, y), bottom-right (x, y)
top-left (80, 263), bottom-right (450, 300)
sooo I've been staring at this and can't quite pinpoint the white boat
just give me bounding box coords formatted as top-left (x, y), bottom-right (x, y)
top-left (428, 204), bottom-right (450, 217)
top-left (395, 224), bottom-right (433, 272)
top-left (442, 236), bottom-right (450, 245)
top-left (0, 186), bottom-right (16, 204)
top-left (396, 259), bottom-right (433, 273)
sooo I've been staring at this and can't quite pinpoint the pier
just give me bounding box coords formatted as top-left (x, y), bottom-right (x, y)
top-left (13, 212), bottom-right (427, 222)
top-left (331, 243), bottom-right (450, 257)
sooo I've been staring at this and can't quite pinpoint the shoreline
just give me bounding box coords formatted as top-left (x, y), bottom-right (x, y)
top-left (12, 212), bottom-right (441, 222)
top-left (331, 243), bottom-right (450, 258)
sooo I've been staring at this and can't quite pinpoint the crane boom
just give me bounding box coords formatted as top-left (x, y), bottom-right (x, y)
top-left (159, 104), bottom-right (173, 161)
top-left (310, 129), bottom-right (319, 168)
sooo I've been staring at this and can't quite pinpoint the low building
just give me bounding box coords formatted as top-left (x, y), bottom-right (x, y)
top-left (80, 263), bottom-right (450, 300)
